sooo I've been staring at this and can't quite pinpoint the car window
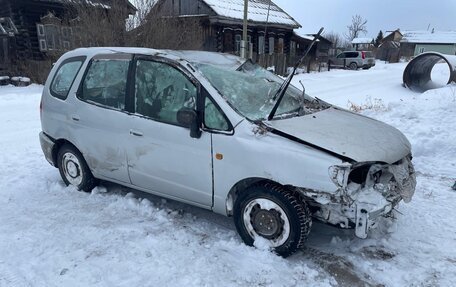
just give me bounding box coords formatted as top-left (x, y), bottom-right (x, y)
top-left (336, 53), bottom-right (345, 58)
top-left (50, 57), bottom-right (85, 100)
top-left (204, 96), bottom-right (229, 131)
top-left (347, 52), bottom-right (359, 58)
top-left (80, 59), bottom-right (129, 110)
top-left (134, 59), bottom-right (197, 125)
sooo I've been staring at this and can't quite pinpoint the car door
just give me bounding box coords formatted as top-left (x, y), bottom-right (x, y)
top-left (334, 52), bottom-right (346, 66)
top-left (126, 56), bottom-right (213, 207)
top-left (69, 53), bottom-right (132, 183)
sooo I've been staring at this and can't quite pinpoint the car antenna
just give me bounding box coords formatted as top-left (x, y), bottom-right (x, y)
top-left (267, 27), bottom-right (324, 121)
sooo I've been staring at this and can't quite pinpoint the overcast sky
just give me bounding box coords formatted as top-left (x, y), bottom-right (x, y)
top-left (273, 0), bottom-right (456, 38)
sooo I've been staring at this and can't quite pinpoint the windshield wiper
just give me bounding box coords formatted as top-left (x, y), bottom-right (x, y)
top-left (267, 27), bottom-right (324, 121)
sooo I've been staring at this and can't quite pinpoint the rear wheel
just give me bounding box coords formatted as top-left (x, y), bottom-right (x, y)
top-left (233, 182), bottom-right (312, 257)
top-left (349, 62), bottom-right (358, 70)
top-left (57, 144), bottom-right (97, 192)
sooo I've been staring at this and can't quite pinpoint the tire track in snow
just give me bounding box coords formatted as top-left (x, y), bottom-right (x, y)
top-left (0, 262), bottom-right (30, 287)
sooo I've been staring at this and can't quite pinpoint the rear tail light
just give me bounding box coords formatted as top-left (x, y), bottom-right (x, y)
top-left (40, 98), bottom-right (42, 120)
top-left (361, 51), bottom-right (366, 59)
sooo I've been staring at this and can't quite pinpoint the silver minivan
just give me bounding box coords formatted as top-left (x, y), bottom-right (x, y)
top-left (40, 47), bottom-right (415, 257)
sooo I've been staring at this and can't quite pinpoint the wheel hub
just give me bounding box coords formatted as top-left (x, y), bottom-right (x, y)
top-left (62, 152), bottom-right (83, 186)
top-left (66, 161), bottom-right (79, 178)
top-left (251, 208), bottom-right (283, 238)
top-left (242, 198), bottom-right (291, 247)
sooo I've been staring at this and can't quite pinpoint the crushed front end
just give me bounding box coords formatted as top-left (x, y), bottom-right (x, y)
top-left (298, 155), bottom-right (416, 238)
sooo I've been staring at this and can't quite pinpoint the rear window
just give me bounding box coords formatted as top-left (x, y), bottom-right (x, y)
top-left (50, 56), bottom-right (85, 100)
top-left (346, 52), bottom-right (359, 58)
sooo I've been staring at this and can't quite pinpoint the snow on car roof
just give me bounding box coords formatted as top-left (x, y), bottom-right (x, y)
top-left (400, 30), bottom-right (456, 44)
top-left (65, 47), bottom-right (245, 70)
top-left (164, 50), bottom-right (245, 70)
top-left (203, 0), bottom-right (300, 28)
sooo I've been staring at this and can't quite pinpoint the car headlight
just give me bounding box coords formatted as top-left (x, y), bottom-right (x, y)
top-left (328, 164), bottom-right (351, 188)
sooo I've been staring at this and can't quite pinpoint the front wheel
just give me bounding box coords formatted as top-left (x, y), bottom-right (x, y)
top-left (233, 182), bottom-right (312, 257)
top-left (57, 144), bottom-right (97, 192)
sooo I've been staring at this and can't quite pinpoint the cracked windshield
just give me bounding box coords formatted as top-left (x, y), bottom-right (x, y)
top-left (195, 62), bottom-right (328, 121)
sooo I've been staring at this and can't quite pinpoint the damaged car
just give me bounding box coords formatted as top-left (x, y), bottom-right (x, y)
top-left (39, 47), bottom-right (416, 257)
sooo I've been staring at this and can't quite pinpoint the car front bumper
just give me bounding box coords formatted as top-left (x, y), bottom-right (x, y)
top-left (304, 156), bottom-right (416, 238)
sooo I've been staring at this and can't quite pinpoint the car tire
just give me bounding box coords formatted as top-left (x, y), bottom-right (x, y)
top-left (349, 62), bottom-right (358, 70)
top-left (233, 182), bottom-right (312, 257)
top-left (57, 144), bottom-right (97, 192)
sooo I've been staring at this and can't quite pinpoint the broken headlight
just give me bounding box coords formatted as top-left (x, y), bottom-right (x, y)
top-left (328, 164), bottom-right (351, 188)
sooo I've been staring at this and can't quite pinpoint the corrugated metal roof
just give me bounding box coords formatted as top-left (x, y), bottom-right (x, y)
top-left (32, 0), bottom-right (136, 11)
top-left (400, 30), bottom-right (456, 44)
top-left (293, 31), bottom-right (319, 42)
top-left (203, 0), bottom-right (300, 28)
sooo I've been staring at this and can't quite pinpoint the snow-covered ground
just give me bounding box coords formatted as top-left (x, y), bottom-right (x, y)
top-left (1, 62), bottom-right (455, 287)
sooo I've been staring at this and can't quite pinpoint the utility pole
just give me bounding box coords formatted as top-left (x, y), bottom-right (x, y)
top-left (242, 0), bottom-right (248, 59)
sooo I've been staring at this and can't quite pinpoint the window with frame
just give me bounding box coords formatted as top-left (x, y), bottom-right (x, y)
top-left (37, 24), bottom-right (45, 36)
top-left (290, 41), bottom-right (296, 56)
top-left (39, 39), bottom-right (47, 51)
top-left (204, 97), bottom-right (229, 131)
top-left (134, 59), bottom-right (197, 125)
top-left (235, 34), bottom-right (242, 55)
top-left (278, 38), bottom-right (284, 54)
top-left (80, 58), bottom-right (130, 110)
top-left (269, 36), bottom-right (275, 55)
top-left (50, 57), bottom-right (85, 100)
top-left (258, 35), bottom-right (265, 54)
top-left (44, 24), bottom-right (59, 50)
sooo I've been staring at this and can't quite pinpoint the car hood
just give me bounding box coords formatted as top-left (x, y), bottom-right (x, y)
top-left (267, 107), bottom-right (411, 164)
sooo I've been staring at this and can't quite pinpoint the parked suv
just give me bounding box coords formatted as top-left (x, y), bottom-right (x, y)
top-left (40, 48), bottom-right (415, 257)
top-left (329, 51), bottom-right (375, 70)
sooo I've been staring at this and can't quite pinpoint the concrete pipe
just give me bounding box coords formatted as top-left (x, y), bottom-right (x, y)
top-left (403, 52), bottom-right (456, 92)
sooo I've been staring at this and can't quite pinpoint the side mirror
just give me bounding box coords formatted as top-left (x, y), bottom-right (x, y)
top-left (177, 107), bottom-right (201, 139)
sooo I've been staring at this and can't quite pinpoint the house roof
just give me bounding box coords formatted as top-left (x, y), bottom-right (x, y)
top-left (293, 31), bottom-right (319, 42)
top-left (400, 30), bottom-right (456, 44)
top-left (203, 0), bottom-right (300, 28)
top-left (35, 0), bottom-right (137, 12)
top-left (351, 37), bottom-right (372, 44)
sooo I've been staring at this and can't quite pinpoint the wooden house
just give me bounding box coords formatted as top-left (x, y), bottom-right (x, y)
top-left (136, 0), bottom-right (322, 75)
top-left (0, 0), bottom-right (135, 75)
top-left (399, 30), bottom-right (456, 57)
top-left (377, 29), bottom-right (402, 62)
top-left (378, 29), bottom-right (456, 62)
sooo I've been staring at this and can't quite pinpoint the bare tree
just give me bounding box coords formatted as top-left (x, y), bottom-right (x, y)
top-left (65, 0), bottom-right (134, 47)
top-left (126, 0), bottom-right (156, 31)
top-left (345, 15), bottom-right (368, 41)
top-left (132, 1), bottom-right (209, 50)
top-left (325, 31), bottom-right (351, 49)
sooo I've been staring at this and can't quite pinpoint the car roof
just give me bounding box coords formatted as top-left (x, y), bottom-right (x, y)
top-left (62, 47), bottom-right (246, 70)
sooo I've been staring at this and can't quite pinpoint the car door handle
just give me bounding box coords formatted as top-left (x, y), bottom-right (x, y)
top-left (129, 129), bottom-right (143, 137)
top-left (71, 115), bottom-right (80, 121)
